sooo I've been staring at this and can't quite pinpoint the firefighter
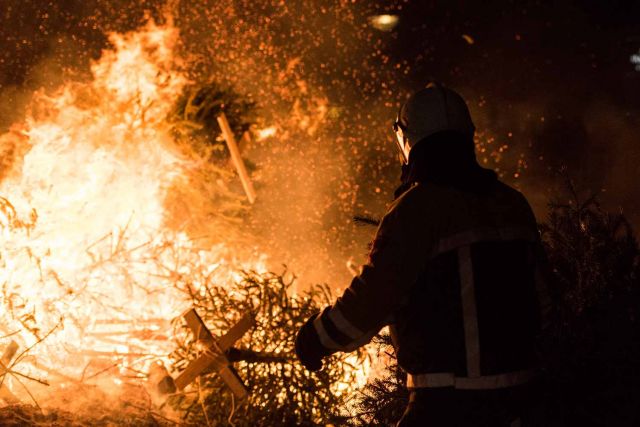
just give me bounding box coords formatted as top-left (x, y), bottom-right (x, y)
top-left (295, 82), bottom-right (548, 426)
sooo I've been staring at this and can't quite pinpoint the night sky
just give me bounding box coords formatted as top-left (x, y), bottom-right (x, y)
top-left (387, 1), bottom-right (640, 222)
top-left (1, 0), bottom-right (638, 285)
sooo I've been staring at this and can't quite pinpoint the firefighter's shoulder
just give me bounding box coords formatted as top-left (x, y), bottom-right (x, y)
top-left (379, 183), bottom-right (446, 255)
top-left (494, 179), bottom-right (528, 202)
top-left (492, 180), bottom-right (538, 223)
top-left (386, 183), bottom-right (446, 223)
top-left (391, 182), bottom-right (450, 207)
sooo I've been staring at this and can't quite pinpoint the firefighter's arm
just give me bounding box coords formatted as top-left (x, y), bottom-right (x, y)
top-left (296, 187), bottom-right (433, 371)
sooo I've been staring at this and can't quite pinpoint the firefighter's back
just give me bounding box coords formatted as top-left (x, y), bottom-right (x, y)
top-left (392, 180), bottom-right (543, 426)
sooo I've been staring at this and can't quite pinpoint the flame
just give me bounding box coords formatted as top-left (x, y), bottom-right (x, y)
top-left (0, 19), bottom-right (264, 393)
top-left (0, 16), bottom-right (374, 414)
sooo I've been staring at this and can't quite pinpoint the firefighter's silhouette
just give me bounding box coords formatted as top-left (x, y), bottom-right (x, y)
top-left (296, 82), bottom-right (548, 426)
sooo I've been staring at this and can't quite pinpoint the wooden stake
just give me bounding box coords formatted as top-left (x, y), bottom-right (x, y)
top-left (217, 113), bottom-right (257, 204)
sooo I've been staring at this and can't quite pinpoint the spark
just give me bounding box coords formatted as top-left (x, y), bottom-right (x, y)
top-left (368, 15), bottom-right (399, 32)
top-left (462, 34), bottom-right (475, 45)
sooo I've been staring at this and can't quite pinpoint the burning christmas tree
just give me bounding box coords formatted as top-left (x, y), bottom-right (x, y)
top-left (0, 15), bottom-right (375, 425)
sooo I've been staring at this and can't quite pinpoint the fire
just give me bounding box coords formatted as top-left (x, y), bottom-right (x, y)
top-left (0, 19), bottom-right (263, 396)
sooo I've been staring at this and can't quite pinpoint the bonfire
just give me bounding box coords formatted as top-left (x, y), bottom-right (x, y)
top-left (0, 17), bottom-right (369, 426)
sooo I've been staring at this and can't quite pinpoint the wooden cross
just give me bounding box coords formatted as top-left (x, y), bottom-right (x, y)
top-left (0, 341), bottom-right (21, 404)
top-left (173, 308), bottom-right (254, 399)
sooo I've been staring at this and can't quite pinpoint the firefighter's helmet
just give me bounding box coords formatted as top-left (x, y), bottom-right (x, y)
top-left (393, 82), bottom-right (475, 164)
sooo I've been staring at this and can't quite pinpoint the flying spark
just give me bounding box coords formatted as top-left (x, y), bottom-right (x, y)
top-left (369, 15), bottom-right (399, 32)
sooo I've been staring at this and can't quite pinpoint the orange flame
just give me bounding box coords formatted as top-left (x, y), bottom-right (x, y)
top-left (0, 19), bottom-right (265, 395)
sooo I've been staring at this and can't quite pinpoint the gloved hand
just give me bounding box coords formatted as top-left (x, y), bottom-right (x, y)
top-left (295, 312), bottom-right (330, 372)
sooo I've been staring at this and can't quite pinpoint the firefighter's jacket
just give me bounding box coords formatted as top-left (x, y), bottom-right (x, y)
top-left (313, 180), bottom-right (546, 389)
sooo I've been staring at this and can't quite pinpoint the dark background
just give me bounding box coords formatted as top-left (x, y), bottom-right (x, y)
top-left (387, 0), bottom-right (640, 223)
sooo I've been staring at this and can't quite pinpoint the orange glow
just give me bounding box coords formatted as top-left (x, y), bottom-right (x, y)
top-left (0, 19), bottom-right (266, 396)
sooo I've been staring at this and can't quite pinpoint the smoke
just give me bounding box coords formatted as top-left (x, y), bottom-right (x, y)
top-left (165, 0), bottom-right (409, 287)
top-left (2, 0), bottom-right (638, 294)
top-left (462, 84), bottom-right (640, 225)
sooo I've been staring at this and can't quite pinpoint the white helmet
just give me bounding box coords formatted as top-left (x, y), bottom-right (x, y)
top-left (393, 82), bottom-right (475, 164)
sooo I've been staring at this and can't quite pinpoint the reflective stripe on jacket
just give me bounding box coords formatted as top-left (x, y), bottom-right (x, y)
top-left (314, 180), bottom-right (546, 389)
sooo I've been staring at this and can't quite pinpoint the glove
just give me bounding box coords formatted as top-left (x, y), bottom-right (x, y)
top-left (295, 311), bottom-right (330, 372)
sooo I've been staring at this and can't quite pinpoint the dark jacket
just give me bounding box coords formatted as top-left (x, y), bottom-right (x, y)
top-left (298, 132), bottom-right (547, 391)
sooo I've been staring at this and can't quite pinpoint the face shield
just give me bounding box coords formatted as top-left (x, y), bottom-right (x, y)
top-left (393, 117), bottom-right (410, 165)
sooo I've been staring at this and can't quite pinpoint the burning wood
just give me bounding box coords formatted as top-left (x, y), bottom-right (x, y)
top-left (0, 341), bottom-right (18, 369)
top-left (164, 271), bottom-right (370, 425)
top-left (0, 13), bottom-right (365, 426)
top-left (0, 341), bottom-right (20, 405)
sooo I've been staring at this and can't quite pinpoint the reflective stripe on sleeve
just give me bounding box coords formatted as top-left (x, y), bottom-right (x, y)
top-left (406, 369), bottom-right (536, 390)
top-left (312, 313), bottom-right (343, 350)
top-left (341, 327), bottom-right (379, 352)
top-left (327, 306), bottom-right (365, 340)
top-left (458, 245), bottom-right (481, 378)
top-left (314, 316), bottom-right (377, 352)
